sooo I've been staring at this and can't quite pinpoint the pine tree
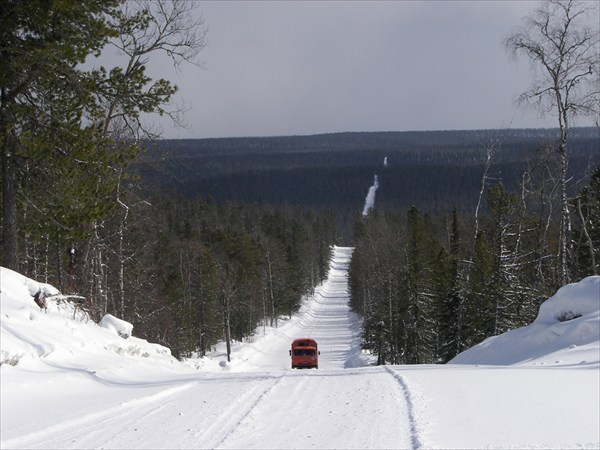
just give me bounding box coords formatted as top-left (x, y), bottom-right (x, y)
top-left (191, 245), bottom-right (221, 356)
top-left (465, 231), bottom-right (496, 347)
top-left (1, 0), bottom-right (121, 270)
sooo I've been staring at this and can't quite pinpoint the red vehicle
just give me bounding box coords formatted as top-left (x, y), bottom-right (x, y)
top-left (290, 338), bottom-right (320, 369)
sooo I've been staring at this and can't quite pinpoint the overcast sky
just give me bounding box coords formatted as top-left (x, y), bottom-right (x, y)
top-left (141, 0), bottom-right (595, 139)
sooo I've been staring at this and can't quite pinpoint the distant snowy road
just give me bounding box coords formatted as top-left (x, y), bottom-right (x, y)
top-left (223, 246), bottom-right (368, 372)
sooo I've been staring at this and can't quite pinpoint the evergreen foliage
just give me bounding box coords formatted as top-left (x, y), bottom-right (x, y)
top-left (572, 166), bottom-right (600, 277)
top-left (1, 0), bottom-right (122, 269)
top-left (114, 194), bottom-right (336, 358)
top-left (350, 161), bottom-right (600, 364)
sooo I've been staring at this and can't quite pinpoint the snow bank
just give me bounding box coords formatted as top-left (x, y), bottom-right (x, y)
top-left (536, 276), bottom-right (599, 323)
top-left (0, 267), bottom-right (59, 302)
top-left (450, 276), bottom-right (600, 366)
top-left (0, 267), bottom-right (185, 374)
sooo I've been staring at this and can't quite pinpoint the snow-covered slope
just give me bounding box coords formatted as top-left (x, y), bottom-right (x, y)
top-left (0, 266), bottom-right (188, 377)
top-left (1, 253), bottom-right (599, 449)
top-left (450, 276), bottom-right (600, 366)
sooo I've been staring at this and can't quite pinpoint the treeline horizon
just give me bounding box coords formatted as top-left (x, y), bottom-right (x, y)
top-left (136, 127), bottom-right (599, 243)
top-left (146, 127), bottom-right (599, 154)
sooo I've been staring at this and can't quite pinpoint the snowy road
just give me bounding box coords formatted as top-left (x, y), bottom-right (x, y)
top-left (219, 368), bottom-right (416, 449)
top-left (2, 248), bottom-right (599, 449)
top-left (4, 363), bottom-right (598, 449)
top-left (3, 368), bottom-right (420, 450)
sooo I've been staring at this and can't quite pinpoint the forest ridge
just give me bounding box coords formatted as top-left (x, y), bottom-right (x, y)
top-left (139, 128), bottom-right (599, 218)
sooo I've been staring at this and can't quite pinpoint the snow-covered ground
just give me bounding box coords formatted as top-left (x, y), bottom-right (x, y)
top-left (1, 247), bottom-right (599, 449)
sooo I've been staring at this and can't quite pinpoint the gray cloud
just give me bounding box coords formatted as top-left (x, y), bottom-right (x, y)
top-left (140, 1), bottom-right (594, 138)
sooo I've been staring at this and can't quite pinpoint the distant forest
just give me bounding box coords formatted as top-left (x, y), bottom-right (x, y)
top-left (138, 128), bottom-right (599, 241)
top-left (9, 126), bottom-right (600, 363)
top-left (130, 127), bottom-right (600, 364)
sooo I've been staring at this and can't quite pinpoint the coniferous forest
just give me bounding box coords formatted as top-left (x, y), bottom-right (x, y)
top-left (2, 1), bottom-right (599, 363)
top-left (139, 129), bottom-right (600, 363)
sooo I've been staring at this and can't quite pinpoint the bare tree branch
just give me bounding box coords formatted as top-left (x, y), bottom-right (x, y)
top-left (504, 0), bottom-right (599, 284)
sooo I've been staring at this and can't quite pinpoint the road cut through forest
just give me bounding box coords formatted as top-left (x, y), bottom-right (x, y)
top-left (225, 246), bottom-right (370, 372)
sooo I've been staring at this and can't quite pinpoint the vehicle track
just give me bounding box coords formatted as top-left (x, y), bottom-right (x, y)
top-left (2, 374), bottom-right (291, 450)
top-left (1, 381), bottom-right (197, 449)
top-left (384, 366), bottom-right (424, 449)
top-left (197, 374), bottom-right (285, 449)
top-left (219, 367), bottom-right (416, 450)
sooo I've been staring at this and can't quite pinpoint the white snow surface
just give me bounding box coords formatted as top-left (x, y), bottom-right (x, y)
top-left (1, 248), bottom-right (599, 449)
top-left (99, 314), bottom-right (134, 339)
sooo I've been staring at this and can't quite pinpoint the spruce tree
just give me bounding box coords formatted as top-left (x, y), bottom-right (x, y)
top-left (439, 208), bottom-right (467, 362)
top-left (572, 165), bottom-right (600, 278)
top-left (404, 207), bottom-right (440, 364)
top-left (466, 232), bottom-right (496, 346)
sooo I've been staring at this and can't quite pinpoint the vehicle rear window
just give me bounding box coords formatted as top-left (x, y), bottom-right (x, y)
top-left (293, 349), bottom-right (315, 356)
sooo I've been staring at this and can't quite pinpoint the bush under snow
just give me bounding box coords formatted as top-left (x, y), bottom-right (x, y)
top-left (99, 314), bottom-right (134, 339)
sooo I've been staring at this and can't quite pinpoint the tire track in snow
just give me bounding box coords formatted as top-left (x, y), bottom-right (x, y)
top-left (218, 375), bottom-right (313, 449)
top-left (0, 382), bottom-right (197, 449)
top-left (197, 374), bottom-right (285, 449)
top-left (384, 366), bottom-right (424, 449)
top-left (219, 367), bottom-right (416, 450)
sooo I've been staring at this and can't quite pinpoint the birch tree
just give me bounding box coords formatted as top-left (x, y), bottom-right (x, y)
top-left (505, 0), bottom-right (600, 285)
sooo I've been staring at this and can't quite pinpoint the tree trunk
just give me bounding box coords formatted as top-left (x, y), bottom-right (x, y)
top-left (557, 107), bottom-right (570, 285)
top-left (266, 250), bottom-right (276, 327)
top-left (224, 304), bottom-right (231, 362)
top-left (1, 110), bottom-right (19, 270)
top-left (577, 198), bottom-right (597, 275)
